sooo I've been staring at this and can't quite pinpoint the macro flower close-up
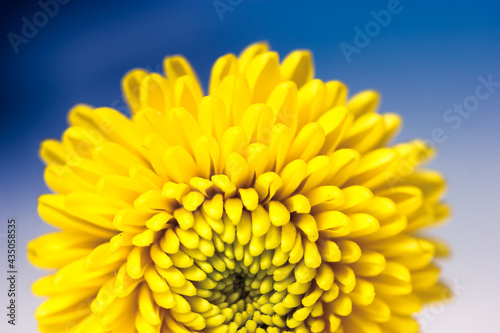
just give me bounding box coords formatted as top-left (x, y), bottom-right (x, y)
top-left (27, 42), bottom-right (451, 333)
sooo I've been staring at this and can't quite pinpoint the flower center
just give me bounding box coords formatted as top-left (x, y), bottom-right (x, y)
top-left (121, 171), bottom-right (334, 332)
top-left (204, 252), bottom-right (273, 329)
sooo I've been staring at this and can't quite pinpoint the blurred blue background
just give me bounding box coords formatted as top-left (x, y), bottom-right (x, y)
top-left (1, 0), bottom-right (499, 332)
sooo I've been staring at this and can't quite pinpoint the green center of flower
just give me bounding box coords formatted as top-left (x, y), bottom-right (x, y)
top-left (202, 252), bottom-right (275, 330)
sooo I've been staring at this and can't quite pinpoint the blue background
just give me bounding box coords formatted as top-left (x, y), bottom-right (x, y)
top-left (1, 0), bottom-right (499, 332)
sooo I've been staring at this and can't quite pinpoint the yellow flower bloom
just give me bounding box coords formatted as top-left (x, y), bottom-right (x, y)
top-left (29, 42), bottom-right (450, 333)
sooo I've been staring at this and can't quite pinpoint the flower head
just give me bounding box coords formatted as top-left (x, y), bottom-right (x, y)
top-left (30, 42), bottom-right (450, 333)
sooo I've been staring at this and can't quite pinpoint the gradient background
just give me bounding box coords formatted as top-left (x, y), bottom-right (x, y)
top-left (1, 0), bottom-right (499, 332)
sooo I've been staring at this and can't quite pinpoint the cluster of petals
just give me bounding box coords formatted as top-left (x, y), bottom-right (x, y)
top-left (29, 42), bottom-right (450, 333)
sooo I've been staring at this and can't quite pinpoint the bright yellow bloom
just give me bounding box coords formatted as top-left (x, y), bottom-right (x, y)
top-left (29, 42), bottom-right (450, 333)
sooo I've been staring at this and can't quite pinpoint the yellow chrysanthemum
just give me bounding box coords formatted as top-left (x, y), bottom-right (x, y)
top-left (29, 42), bottom-right (451, 333)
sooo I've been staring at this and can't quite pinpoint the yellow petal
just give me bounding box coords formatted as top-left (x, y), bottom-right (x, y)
top-left (86, 241), bottom-right (130, 268)
top-left (324, 80), bottom-right (348, 109)
top-left (43, 164), bottom-right (94, 194)
top-left (287, 123), bottom-right (325, 163)
top-left (267, 81), bottom-right (298, 131)
top-left (351, 250), bottom-right (386, 277)
top-left (315, 263), bottom-right (335, 291)
top-left (346, 90), bottom-right (380, 117)
top-left (139, 73), bottom-right (173, 114)
top-left (209, 53), bottom-right (238, 95)
top-left (247, 143), bottom-right (270, 176)
top-left (251, 204), bottom-right (271, 236)
top-left (236, 211), bottom-right (252, 246)
top-left (194, 135), bottom-right (221, 178)
top-left (224, 198), bottom-right (243, 225)
top-left (344, 314), bottom-right (381, 333)
top-left (276, 159), bottom-right (307, 200)
top-left (348, 213), bottom-right (380, 238)
top-left (347, 148), bottom-right (399, 190)
top-left (138, 283), bottom-right (161, 325)
top-left (245, 52), bottom-right (282, 103)
top-left (26, 233), bottom-right (90, 268)
top-left (174, 75), bottom-right (203, 117)
top-left (238, 41), bottom-right (269, 74)
top-left (379, 315), bottom-right (419, 333)
top-left (316, 211), bottom-right (350, 238)
top-left (281, 50), bottom-right (313, 89)
top-left (341, 113), bottom-right (386, 154)
top-left (317, 106), bottom-right (353, 155)
top-left (297, 79), bottom-right (326, 126)
top-left (150, 243), bottom-right (173, 269)
top-left (371, 261), bottom-right (412, 296)
top-left (295, 214), bottom-right (319, 242)
top-left (331, 293), bottom-right (352, 316)
top-left (267, 123), bottom-right (293, 172)
top-left (338, 239), bottom-right (362, 263)
top-left (378, 112), bottom-right (402, 147)
top-left (166, 107), bottom-right (202, 155)
top-left (241, 103), bottom-right (274, 143)
top-left (126, 246), bottom-right (151, 279)
top-left (224, 152), bottom-right (250, 188)
top-left (38, 194), bottom-right (115, 238)
top-left (215, 75), bottom-right (251, 125)
top-left (67, 103), bottom-right (95, 128)
top-left (376, 186), bottom-right (423, 217)
top-left (326, 149), bottom-right (360, 187)
top-left (198, 96), bottom-right (228, 142)
top-left (144, 266), bottom-right (169, 293)
top-left (163, 145), bottom-right (199, 183)
top-left (307, 185), bottom-right (344, 212)
top-left (164, 55), bottom-right (201, 87)
top-left (284, 194), bottom-right (311, 214)
top-left (319, 240), bottom-right (341, 263)
top-left (122, 69), bottom-right (149, 115)
top-left (65, 192), bottom-right (122, 230)
top-left (350, 278), bottom-right (375, 306)
top-left (360, 213), bottom-right (407, 242)
top-left (268, 201), bottom-right (290, 227)
top-left (91, 107), bottom-right (144, 154)
top-left (335, 265), bottom-right (356, 293)
top-left (39, 139), bottom-right (68, 165)
top-left (304, 239), bottom-right (322, 268)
